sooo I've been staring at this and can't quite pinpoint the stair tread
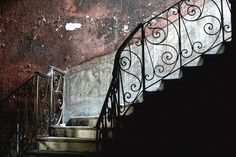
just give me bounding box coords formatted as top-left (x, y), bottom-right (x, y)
top-left (51, 125), bottom-right (96, 129)
top-left (37, 136), bottom-right (96, 142)
top-left (70, 116), bottom-right (99, 119)
top-left (27, 149), bottom-right (97, 156)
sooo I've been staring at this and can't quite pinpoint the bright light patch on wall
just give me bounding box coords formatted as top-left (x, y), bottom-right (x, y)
top-left (123, 25), bottom-right (129, 33)
top-left (65, 22), bottom-right (82, 31)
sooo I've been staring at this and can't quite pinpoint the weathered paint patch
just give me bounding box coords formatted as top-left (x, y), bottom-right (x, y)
top-left (122, 24), bottom-right (129, 33)
top-left (65, 22), bottom-right (82, 31)
top-left (0, 0), bottom-right (180, 101)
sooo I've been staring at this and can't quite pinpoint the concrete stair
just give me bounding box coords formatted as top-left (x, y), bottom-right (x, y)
top-left (26, 106), bottom-right (136, 156)
top-left (27, 117), bottom-right (100, 156)
top-left (27, 150), bottom-right (97, 157)
top-left (37, 136), bottom-right (97, 152)
top-left (67, 117), bottom-right (98, 127)
top-left (2, 0), bottom-right (230, 156)
top-left (110, 42), bottom-right (234, 157)
top-left (50, 126), bottom-right (96, 139)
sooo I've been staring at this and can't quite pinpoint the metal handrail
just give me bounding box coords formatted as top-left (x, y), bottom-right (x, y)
top-left (96, 0), bottom-right (232, 153)
top-left (0, 65), bottom-right (66, 156)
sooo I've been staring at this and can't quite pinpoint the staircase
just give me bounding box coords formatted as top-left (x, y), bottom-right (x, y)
top-left (29, 117), bottom-right (98, 156)
top-left (0, 0), bottom-right (233, 156)
top-left (114, 42), bottom-right (234, 157)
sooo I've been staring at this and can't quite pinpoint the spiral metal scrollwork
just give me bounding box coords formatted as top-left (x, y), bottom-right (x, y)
top-left (97, 0), bottom-right (231, 153)
top-left (51, 70), bottom-right (64, 125)
top-left (118, 34), bottom-right (144, 104)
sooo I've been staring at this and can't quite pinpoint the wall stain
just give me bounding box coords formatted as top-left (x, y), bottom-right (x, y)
top-left (0, 0), bottom-right (179, 101)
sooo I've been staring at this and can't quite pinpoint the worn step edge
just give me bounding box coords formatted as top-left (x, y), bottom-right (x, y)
top-left (37, 136), bottom-right (96, 142)
top-left (27, 149), bottom-right (97, 156)
top-left (67, 116), bottom-right (98, 127)
top-left (50, 125), bottom-right (96, 130)
top-left (50, 126), bottom-right (97, 138)
top-left (37, 136), bottom-right (98, 152)
top-left (70, 116), bottom-right (99, 119)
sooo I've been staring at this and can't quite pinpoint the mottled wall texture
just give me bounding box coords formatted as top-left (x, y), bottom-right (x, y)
top-left (0, 0), bottom-right (179, 100)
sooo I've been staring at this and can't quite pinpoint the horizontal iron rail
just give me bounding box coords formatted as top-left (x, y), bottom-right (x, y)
top-left (97, 23), bottom-right (143, 123)
top-left (49, 65), bottom-right (66, 75)
top-left (0, 65), bottom-right (65, 104)
top-left (34, 72), bottom-right (50, 78)
top-left (112, 23), bottom-right (143, 77)
top-left (0, 75), bottom-right (35, 105)
top-left (96, 0), bottom-right (232, 152)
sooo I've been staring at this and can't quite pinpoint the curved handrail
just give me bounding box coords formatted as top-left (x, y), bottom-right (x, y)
top-left (97, 23), bottom-right (143, 127)
top-left (96, 0), bottom-right (232, 153)
top-left (95, 23), bottom-right (143, 152)
top-left (0, 70), bottom-right (55, 106)
top-left (0, 66), bottom-right (66, 156)
top-left (0, 75), bottom-right (35, 106)
top-left (49, 65), bottom-right (66, 75)
top-left (112, 23), bottom-right (143, 77)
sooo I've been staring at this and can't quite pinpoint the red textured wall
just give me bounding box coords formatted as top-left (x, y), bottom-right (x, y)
top-left (0, 0), bottom-right (179, 101)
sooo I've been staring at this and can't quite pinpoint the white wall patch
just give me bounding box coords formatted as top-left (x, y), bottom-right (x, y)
top-left (65, 22), bottom-right (82, 31)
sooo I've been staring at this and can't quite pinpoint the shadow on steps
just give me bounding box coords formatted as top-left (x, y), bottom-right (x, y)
top-left (108, 43), bottom-right (235, 157)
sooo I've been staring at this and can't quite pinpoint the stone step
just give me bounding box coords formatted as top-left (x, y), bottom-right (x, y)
top-left (145, 81), bottom-right (163, 92)
top-left (205, 41), bottom-right (226, 55)
top-left (67, 116), bottom-right (98, 127)
top-left (27, 149), bottom-right (97, 157)
top-left (164, 69), bottom-right (183, 80)
top-left (37, 136), bottom-right (98, 153)
top-left (67, 106), bottom-right (134, 127)
top-left (117, 104), bottom-right (135, 116)
top-left (184, 44), bottom-right (225, 67)
top-left (184, 57), bottom-right (204, 67)
top-left (50, 126), bottom-right (96, 139)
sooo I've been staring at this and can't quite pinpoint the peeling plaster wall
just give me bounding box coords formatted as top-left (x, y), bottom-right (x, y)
top-left (63, 53), bottom-right (115, 122)
top-left (0, 0), bottom-right (179, 101)
top-left (63, 0), bottom-right (232, 121)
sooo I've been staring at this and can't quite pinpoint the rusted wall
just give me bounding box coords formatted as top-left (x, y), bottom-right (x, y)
top-left (0, 0), bottom-right (179, 100)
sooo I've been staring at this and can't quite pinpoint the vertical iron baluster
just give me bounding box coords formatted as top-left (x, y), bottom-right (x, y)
top-left (178, 3), bottom-right (182, 67)
top-left (229, 0), bottom-right (233, 42)
top-left (49, 67), bottom-right (54, 129)
top-left (111, 92), bottom-right (115, 139)
top-left (117, 73), bottom-right (121, 118)
top-left (116, 73), bottom-right (121, 133)
top-left (221, 0), bottom-right (225, 41)
top-left (141, 23), bottom-right (146, 99)
top-left (16, 93), bottom-right (20, 157)
top-left (35, 75), bottom-right (39, 135)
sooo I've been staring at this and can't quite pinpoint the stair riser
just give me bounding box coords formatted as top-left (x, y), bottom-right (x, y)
top-left (164, 70), bottom-right (182, 80)
top-left (70, 118), bottom-right (113, 128)
top-left (38, 141), bottom-right (96, 152)
top-left (118, 105), bottom-right (134, 116)
top-left (69, 118), bottom-right (98, 127)
top-left (68, 108), bottom-right (134, 127)
top-left (50, 129), bottom-right (96, 139)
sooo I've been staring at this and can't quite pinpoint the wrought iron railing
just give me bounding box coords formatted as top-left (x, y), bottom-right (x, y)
top-left (96, 0), bottom-right (232, 152)
top-left (96, 24), bottom-right (144, 152)
top-left (0, 66), bottom-right (65, 156)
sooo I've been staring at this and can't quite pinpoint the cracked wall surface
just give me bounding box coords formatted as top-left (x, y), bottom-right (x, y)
top-left (0, 0), bottom-right (179, 101)
top-left (63, 0), bottom-right (231, 121)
